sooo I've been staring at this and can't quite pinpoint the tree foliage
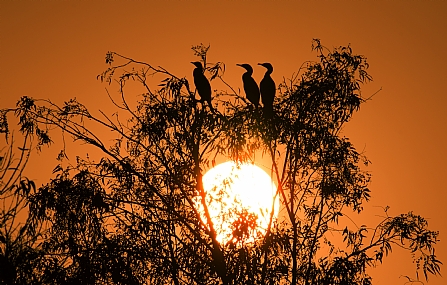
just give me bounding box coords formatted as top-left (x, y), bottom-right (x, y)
top-left (0, 134), bottom-right (66, 284)
top-left (0, 40), bottom-right (441, 285)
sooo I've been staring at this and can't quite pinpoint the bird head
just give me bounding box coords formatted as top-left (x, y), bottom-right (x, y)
top-left (191, 61), bottom-right (204, 69)
top-left (258, 62), bottom-right (273, 73)
top-left (236, 63), bottom-right (254, 73)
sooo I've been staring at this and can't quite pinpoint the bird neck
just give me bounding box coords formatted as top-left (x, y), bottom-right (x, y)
top-left (244, 70), bottom-right (253, 76)
top-left (193, 67), bottom-right (204, 75)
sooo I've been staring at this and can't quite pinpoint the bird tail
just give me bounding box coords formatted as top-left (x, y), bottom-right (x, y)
top-left (263, 104), bottom-right (273, 119)
top-left (207, 100), bottom-right (216, 113)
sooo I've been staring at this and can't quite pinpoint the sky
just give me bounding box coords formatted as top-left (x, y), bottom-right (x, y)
top-left (1, 0), bottom-right (446, 284)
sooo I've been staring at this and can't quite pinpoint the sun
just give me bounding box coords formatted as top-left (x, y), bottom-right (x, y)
top-left (195, 161), bottom-right (279, 245)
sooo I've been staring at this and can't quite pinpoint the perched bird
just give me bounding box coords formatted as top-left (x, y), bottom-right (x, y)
top-left (258, 62), bottom-right (276, 117)
top-left (236, 64), bottom-right (260, 108)
top-left (191, 61), bottom-right (214, 112)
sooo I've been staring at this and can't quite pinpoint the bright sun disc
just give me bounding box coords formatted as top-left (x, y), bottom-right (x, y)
top-left (195, 161), bottom-right (279, 245)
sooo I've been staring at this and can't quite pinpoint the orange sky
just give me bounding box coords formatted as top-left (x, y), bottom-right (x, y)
top-left (1, 1), bottom-right (446, 284)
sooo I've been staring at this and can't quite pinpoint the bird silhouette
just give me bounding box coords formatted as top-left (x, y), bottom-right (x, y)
top-left (191, 61), bottom-right (215, 112)
top-left (236, 64), bottom-right (260, 108)
top-left (258, 62), bottom-right (276, 117)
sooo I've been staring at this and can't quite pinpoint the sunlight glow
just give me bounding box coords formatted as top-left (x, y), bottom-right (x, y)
top-left (195, 161), bottom-right (279, 245)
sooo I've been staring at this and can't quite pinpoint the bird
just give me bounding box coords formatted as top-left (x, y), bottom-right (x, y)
top-left (258, 62), bottom-right (276, 117)
top-left (236, 63), bottom-right (260, 108)
top-left (191, 61), bottom-right (215, 112)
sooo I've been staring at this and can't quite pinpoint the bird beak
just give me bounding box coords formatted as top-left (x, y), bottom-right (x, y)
top-left (236, 64), bottom-right (242, 67)
top-left (257, 63), bottom-right (263, 66)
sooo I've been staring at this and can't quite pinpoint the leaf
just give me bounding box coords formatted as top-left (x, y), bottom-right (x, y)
top-left (18, 225), bottom-right (27, 236)
top-left (52, 164), bottom-right (63, 174)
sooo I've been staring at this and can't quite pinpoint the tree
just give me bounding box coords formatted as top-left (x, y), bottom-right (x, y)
top-left (0, 40), bottom-right (441, 285)
top-left (0, 125), bottom-right (65, 284)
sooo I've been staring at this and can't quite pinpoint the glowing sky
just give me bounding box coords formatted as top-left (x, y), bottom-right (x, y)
top-left (1, 1), bottom-right (446, 284)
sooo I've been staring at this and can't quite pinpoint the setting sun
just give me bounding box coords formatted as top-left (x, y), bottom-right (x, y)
top-left (196, 161), bottom-right (279, 245)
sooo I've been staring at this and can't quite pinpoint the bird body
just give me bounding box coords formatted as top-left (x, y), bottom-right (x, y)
top-left (258, 63), bottom-right (276, 117)
top-left (237, 64), bottom-right (260, 107)
top-left (191, 61), bottom-right (214, 111)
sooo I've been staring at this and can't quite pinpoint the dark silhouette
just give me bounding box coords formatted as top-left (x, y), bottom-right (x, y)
top-left (258, 62), bottom-right (276, 117)
top-left (1, 42), bottom-right (442, 285)
top-left (236, 64), bottom-right (260, 107)
top-left (191, 61), bottom-right (215, 112)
